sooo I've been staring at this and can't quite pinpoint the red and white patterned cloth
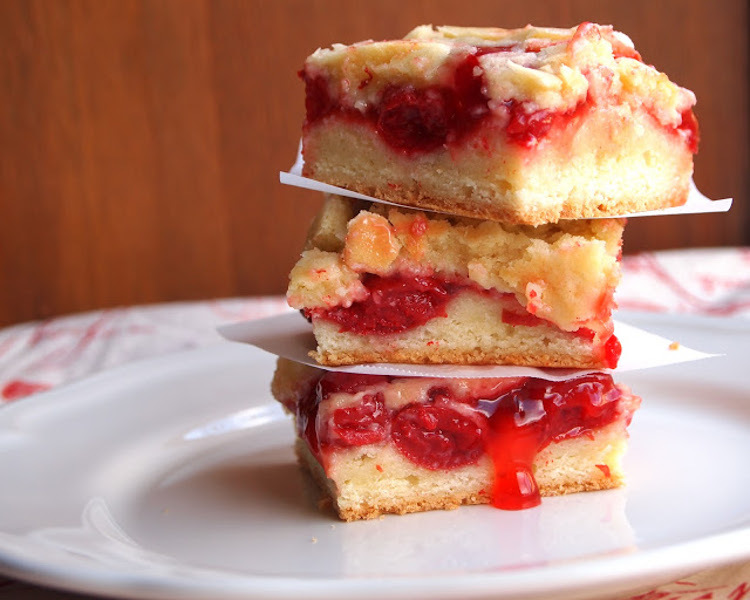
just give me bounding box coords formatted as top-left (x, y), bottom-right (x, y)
top-left (616, 248), bottom-right (750, 316)
top-left (1, 248), bottom-right (749, 599)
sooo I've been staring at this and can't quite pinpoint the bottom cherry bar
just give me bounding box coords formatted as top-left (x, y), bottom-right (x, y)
top-left (271, 358), bottom-right (641, 521)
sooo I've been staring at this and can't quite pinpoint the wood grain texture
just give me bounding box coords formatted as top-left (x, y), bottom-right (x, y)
top-left (0, 0), bottom-right (747, 326)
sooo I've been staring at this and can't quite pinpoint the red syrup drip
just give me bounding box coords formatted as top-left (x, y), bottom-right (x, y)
top-left (603, 334), bottom-right (622, 369)
top-left (296, 371), bottom-right (623, 510)
top-left (487, 374), bottom-right (622, 509)
top-left (575, 327), bottom-right (623, 369)
top-left (502, 312), bottom-right (621, 369)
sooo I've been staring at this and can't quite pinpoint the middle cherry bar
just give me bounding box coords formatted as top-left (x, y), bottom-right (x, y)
top-left (287, 195), bottom-right (624, 369)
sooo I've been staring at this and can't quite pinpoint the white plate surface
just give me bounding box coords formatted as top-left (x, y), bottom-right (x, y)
top-left (0, 312), bottom-right (748, 600)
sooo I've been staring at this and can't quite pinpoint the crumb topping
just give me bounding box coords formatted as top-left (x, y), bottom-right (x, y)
top-left (287, 195), bottom-right (623, 332)
top-left (303, 22), bottom-right (695, 128)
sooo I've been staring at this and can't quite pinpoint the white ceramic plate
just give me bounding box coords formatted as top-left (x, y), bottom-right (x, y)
top-left (0, 312), bottom-right (748, 600)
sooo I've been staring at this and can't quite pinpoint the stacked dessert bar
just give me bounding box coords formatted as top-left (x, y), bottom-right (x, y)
top-left (272, 23), bottom-right (698, 520)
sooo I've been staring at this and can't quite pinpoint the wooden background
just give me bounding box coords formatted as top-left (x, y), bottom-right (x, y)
top-left (0, 0), bottom-right (747, 327)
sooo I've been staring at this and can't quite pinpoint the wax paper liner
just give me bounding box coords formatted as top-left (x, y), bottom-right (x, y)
top-left (280, 149), bottom-right (732, 219)
top-left (218, 312), bottom-right (718, 381)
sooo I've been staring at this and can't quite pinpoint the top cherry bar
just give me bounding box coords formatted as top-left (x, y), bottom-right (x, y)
top-left (299, 23), bottom-right (698, 226)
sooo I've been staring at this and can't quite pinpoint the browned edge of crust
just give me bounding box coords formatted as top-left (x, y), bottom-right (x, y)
top-left (294, 439), bottom-right (489, 521)
top-left (309, 346), bottom-right (606, 370)
top-left (301, 170), bottom-right (689, 226)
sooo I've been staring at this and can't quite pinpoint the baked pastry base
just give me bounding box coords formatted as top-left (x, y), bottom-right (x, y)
top-left (309, 291), bottom-right (612, 369)
top-left (296, 424), bottom-right (628, 521)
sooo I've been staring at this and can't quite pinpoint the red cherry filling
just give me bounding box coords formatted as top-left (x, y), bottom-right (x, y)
top-left (677, 108), bottom-right (700, 154)
top-left (309, 273), bottom-right (515, 335)
top-left (501, 307), bottom-right (547, 328)
top-left (309, 273), bottom-right (461, 335)
top-left (301, 37), bottom-right (695, 156)
top-left (301, 45), bottom-right (576, 154)
top-left (329, 393), bottom-right (388, 446)
top-left (391, 404), bottom-right (486, 470)
top-left (295, 371), bottom-right (625, 510)
top-left (300, 73), bottom-right (335, 123)
top-left (377, 86), bottom-right (452, 152)
top-left (318, 372), bottom-right (390, 396)
top-left (505, 100), bottom-right (556, 147)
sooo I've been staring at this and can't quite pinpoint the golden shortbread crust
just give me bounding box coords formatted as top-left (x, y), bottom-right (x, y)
top-left (288, 196), bottom-right (623, 368)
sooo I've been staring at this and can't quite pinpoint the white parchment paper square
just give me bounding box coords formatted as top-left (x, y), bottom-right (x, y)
top-left (218, 312), bottom-right (718, 381)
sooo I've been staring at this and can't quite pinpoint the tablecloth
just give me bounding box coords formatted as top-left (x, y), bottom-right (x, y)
top-left (1, 248), bottom-right (749, 599)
